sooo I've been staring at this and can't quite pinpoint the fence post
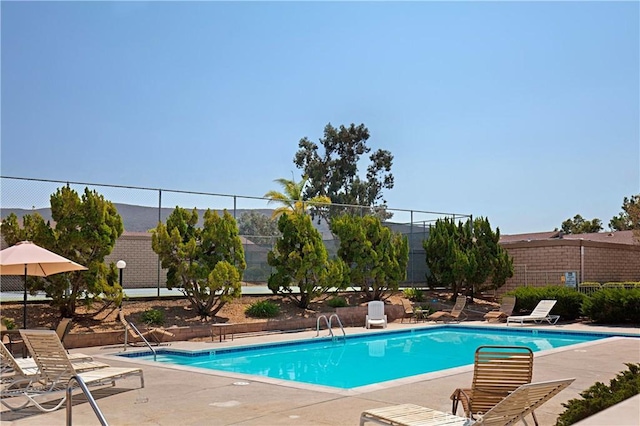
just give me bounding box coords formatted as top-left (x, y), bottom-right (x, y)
top-left (410, 210), bottom-right (414, 283)
top-left (157, 189), bottom-right (162, 298)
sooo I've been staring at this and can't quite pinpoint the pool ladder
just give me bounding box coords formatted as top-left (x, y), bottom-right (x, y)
top-left (316, 314), bottom-right (346, 340)
top-left (127, 321), bottom-right (157, 361)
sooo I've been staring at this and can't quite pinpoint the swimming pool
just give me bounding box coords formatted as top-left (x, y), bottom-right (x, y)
top-left (119, 326), bottom-right (630, 389)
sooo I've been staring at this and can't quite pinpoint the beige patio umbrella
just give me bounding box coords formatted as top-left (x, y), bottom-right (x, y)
top-left (0, 241), bottom-right (87, 328)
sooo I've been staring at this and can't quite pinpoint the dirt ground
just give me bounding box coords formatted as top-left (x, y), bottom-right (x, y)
top-left (0, 291), bottom-right (499, 333)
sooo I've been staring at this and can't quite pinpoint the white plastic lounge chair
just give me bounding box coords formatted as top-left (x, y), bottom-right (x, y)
top-left (1, 330), bottom-right (144, 412)
top-left (360, 378), bottom-right (575, 426)
top-left (427, 295), bottom-right (467, 323)
top-left (507, 300), bottom-right (559, 326)
top-left (366, 301), bottom-right (387, 329)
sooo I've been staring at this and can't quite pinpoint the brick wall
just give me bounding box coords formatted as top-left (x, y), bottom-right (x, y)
top-left (104, 232), bottom-right (167, 289)
top-left (62, 305), bottom-right (404, 349)
top-left (499, 239), bottom-right (640, 294)
top-left (3, 233), bottom-right (639, 295)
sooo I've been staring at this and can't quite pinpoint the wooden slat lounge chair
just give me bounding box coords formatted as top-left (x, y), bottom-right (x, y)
top-left (427, 295), bottom-right (467, 323)
top-left (450, 345), bottom-right (537, 425)
top-left (1, 330), bottom-right (144, 412)
top-left (360, 378), bottom-right (575, 426)
top-left (484, 296), bottom-right (516, 322)
top-left (507, 300), bottom-right (559, 326)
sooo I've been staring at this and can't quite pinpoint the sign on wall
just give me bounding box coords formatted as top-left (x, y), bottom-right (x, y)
top-left (562, 271), bottom-right (578, 288)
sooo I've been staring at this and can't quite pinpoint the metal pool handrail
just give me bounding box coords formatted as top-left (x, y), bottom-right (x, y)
top-left (329, 314), bottom-right (346, 339)
top-left (128, 321), bottom-right (157, 361)
top-left (66, 375), bottom-right (108, 426)
top-left (316, 315), bottom-right (334, 338)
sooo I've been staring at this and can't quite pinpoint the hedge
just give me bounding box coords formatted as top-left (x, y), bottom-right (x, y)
top-left (506, 286), bottom-right (584, 320)
top-left (556, 363), bottom-right (640, 425)
top-left (581, 288), bottom-right (640, 324)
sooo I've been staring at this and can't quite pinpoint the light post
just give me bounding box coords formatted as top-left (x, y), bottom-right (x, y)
top-left (116, 260), bottom-right (126, 309)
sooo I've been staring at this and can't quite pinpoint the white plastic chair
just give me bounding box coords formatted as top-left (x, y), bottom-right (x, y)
top-left (365, 301), bottom-right (387, 329)
top-left (507, 300), bottom-right (559, 326)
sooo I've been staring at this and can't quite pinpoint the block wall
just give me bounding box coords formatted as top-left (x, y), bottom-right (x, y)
top-left (498, 240), bottom-right (640, 294)
top-left (104, 233), bottom-right (167, 289)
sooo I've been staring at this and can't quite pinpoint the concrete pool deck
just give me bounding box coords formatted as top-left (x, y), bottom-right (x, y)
top-left (1, 321), bottom-right (639, 425)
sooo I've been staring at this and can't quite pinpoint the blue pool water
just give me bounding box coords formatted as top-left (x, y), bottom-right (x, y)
top-left (120, 326), bottom-right (622, 389)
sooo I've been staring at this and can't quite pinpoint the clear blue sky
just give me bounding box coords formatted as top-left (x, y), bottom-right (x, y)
top-left (2, 1), bottom-right (638, 235)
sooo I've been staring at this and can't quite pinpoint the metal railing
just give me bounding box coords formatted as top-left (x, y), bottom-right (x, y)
top-left (127, 321), bottom-right (157, 361)
top-left (328, 314), bottom-right (346, 339)
top-left (315, 314), bottom-right (345, 339)
top-left (578, 281), bottom-right (640, 296)
top-left (66, 375), bottom-right (109, 426)
top-left (316, 315), bottom-right (333, 338)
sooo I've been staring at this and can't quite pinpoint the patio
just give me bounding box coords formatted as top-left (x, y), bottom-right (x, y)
top-left (1, 321), bottom-right (639, 425)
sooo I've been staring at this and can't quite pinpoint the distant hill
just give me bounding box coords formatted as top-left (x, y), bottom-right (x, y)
top-left (1, 203), bottom-right (333, 236)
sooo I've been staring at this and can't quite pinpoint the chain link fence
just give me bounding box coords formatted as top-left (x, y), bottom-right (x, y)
top-left (1, 176), bottom-right (471, 292)
top-left (511, 265), bottom-right (580, 288)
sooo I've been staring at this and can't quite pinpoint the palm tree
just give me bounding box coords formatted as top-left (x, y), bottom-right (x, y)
top-left (264, 176), bottom-right (331, 219)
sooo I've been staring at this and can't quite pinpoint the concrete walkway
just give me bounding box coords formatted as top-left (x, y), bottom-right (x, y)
top-left (1, 322), bottom-right (639, 425)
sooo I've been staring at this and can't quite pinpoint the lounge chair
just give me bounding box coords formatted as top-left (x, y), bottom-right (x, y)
top-left (360, 378), bottom-right (575, 426)
top-left (1, 322), bottom-right (22, 357)
top-left (1, 330), bottom-right (144, 412)
top-left (2, 318), bottom-right (74, 357)
top-left (507, 300), bottom-right (559, 326)
top-left (119, 311), bottom-right (174, 346)
top-left (366, 301), bottom-right (387, 329)
top-left (54, 318), bottom-right (73, 349)
top-left (1, 341), bottom-right (108, 409)
top-left (400, 299), bottom-right (417, 323)
top-left (483, 296), bottom-right (516, 322)
top-left (427, 295), bottom-right (467, 323)
top-left (450, 345), bottom-right (537, 425)
top-left (1, 341), bottom-right (99, 380)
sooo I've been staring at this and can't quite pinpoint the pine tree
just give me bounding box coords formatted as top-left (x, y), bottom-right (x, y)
top-left (267, 213), bottom-right (347, 308)
top-left (152, 208), bottom-right (245, 320)
top-left (1, 186), bottom-right (124, 317)
top-left (331, 214), bottom-right (409, 301)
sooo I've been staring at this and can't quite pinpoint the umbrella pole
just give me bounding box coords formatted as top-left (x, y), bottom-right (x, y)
top-left (23, 265), bottom-right (27, 329)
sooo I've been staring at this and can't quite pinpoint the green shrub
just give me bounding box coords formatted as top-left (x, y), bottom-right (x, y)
top-left (141, 309), bottom-right (165, 326)
top-left (542, 287), bottom-right (585, 320)
top-left (327, 296), bottom-right (348, 308)
top-left (506, 286), bottom-right (541, 313)
top-left (581, 288), bottom-right (640, 323)
top-left (403, 288), bottom-right (423, 302)
top-left (556, 363), bottom-right (640, 425)
top-left (507, 285), bottom-right (585, 320)
top-left (245, 300), bottom-right (281, 318)
top-left (1, 317), bottom-right (16, 330)
top-left (416, 304), bottom-right (434, 316)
